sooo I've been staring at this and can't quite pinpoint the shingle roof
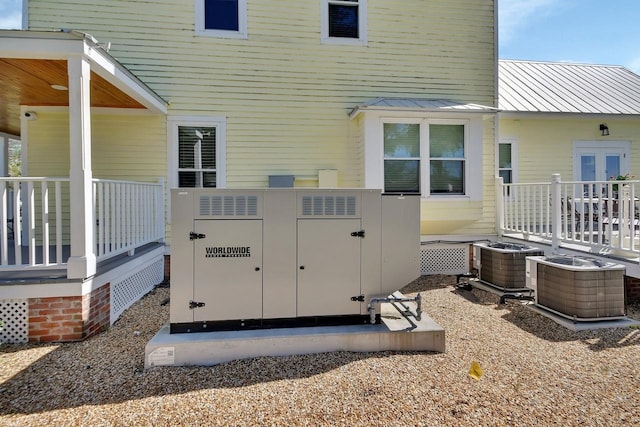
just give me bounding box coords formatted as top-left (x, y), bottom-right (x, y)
top-left (498, 60), bottom-right (640, 115)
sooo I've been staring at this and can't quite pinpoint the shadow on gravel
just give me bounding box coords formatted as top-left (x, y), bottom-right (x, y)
top-left (0, 287), bottom-right (433, 416)
top-left (498, 301), bottom-right (640, 351)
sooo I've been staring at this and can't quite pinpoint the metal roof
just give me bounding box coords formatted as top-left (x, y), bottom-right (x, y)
top-left (499, 60), bottom-right (640, 115)
top-left (349, 98), bottom-right (497, 118)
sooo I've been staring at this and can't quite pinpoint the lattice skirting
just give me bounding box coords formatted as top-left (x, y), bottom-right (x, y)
top-left (0, 299), bottom-right (29, 344)
top-left (420, 244), bottom-right (470, 275)
top-left (111, 258), bottom-right (164, 323)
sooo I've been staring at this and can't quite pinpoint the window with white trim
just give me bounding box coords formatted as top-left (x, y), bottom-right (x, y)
top-left (498, 141), bottom-right (515, 185)
top-left (195, 0), bottom-right (247, 38)
top-left (429, 124), bottom-right (465, 195)
top-left (169, 118), bottom-right (227, 189)
top-left (321, 0), bottom-right (367, 45)
top-left (381, 119), bottom-right (473, 197)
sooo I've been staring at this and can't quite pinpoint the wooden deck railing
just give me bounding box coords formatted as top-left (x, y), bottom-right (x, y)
top-left (0, 177), bottom-right (164, 270)
top-left (498, 174), bottom-right (640, 257)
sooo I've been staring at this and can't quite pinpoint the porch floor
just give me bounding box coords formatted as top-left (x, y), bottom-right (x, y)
top-left (0, 242), bottom-right (164, 284)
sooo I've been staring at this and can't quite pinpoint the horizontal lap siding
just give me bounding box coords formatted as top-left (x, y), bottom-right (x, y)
top-left (29, 0), bottom-right (495, 189)
top-left (27, 112), bottom-right (166, 183)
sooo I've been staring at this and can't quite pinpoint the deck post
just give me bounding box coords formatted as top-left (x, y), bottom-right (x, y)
top-left (551, 173), bottom-right (561, 253)
top-left (66, 56), bottom-right (97, 279)
top-left (496, 176), bottom-right (504, 238)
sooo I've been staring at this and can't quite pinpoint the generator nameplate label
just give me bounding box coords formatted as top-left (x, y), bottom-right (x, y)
top-left (205, 246), bottom-right (251, 258)
top-left (148, 347), bottom-right (175, 366)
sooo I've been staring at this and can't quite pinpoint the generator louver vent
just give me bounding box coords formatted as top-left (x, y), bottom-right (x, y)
top-left (302, 195), bottom-right (357, 217)
top-left (200, 195), bottom-right (258, 216)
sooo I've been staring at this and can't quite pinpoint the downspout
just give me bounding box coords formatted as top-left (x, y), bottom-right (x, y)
top-left (21, 0), bottom-right (29, 30)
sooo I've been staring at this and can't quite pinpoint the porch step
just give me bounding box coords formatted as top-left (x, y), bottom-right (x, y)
top-left (145, 301), bottom-right (445, 368)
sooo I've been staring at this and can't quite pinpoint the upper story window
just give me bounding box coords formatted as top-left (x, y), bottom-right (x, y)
top-left (321, 0), bottom-right (368, 45)
top-left (196, 0), bottom-right (247, 38)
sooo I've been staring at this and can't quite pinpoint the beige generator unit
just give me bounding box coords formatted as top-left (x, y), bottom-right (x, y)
top-left (526, 255), bottom-right (626, 321)
top-left (473, 242), bottom-right (544, 291)
top-left (170, 189), bottom-right (420, 332)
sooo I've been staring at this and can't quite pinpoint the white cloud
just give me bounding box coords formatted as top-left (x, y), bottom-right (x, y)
top-left (499, 0), bottom-right (561, 45)
top-left (0, 12), bottom-right (22, 29)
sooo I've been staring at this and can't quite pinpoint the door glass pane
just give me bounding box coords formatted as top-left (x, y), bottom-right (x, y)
top-left (606, 155), bottom-right (621, 180)
top-left (580, 155), bottom-right (596, 181)
top-left (384, 124), bottom-right (419, 158)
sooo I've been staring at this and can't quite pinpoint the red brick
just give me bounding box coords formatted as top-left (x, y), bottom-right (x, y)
top-left (29, 302), bottom-right (52, 310)
top-left (37, 335), bottom-right (61, 342)
top-left (29, 316), bottom-right (48, 323)
top-left (35, 309), bottom-right (62, 316)
top-left (62, 308), bottom-right (82, 315)
top-left (60, 334), bottom-right (83, 341)
top-left (29, 329), bottom-right (52, 336)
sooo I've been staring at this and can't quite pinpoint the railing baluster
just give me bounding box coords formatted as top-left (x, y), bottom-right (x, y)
top-left (42, 181), bottom-right (50, 265)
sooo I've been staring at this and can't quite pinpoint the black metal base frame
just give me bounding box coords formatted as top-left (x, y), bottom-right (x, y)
top-left (170, 314), bottom-right (380, 334)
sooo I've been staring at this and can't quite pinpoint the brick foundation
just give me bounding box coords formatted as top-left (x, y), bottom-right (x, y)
top-left (625, 276), bottom-right (640, 304)
top-left (28, 283), bottom-right (111, 343)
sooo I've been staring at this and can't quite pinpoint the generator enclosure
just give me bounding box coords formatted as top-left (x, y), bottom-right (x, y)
top-left (170, 188), bottom-right (420, 332)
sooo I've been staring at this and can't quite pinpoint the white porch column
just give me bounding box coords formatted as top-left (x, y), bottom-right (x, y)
top-left (66, 56), bottom-right (96, 279)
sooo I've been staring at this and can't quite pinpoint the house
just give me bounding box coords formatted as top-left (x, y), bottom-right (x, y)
top-left (1, 0), bottom-right (499, 343)
top-left (497, 59), bottom-right (640, 300)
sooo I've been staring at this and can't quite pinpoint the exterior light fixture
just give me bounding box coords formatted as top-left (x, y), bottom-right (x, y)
top-left (599, 124), bottom-right (609, 136)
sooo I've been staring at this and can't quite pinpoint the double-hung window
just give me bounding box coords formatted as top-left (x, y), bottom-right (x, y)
top-left (383, 123), bottom-right (421, 193)
top-left (169, 118), bottom-right (227, 188)
top-left (321, 0), bottom-right (367, 45)
top-left (196, 0), bottom-right (247, 38)
top-left (381, 120), bottom-right (473, 197)
top-left (429, 124), bottom-right (465, 195)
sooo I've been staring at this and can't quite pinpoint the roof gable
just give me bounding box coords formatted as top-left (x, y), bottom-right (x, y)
top-left (498, 60), bottom-right (640, 115)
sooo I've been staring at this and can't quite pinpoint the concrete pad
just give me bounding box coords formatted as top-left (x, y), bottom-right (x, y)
top-left (145, 301), bottom-right (444, 368)
top-left (525, 303), bottom-right (640, 331)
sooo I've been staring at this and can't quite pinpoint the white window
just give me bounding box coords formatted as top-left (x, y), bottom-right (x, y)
top-left (321, 0), bottom-right (367, 45)
top-left (498, 139), bottom-right (518, 185)
top-left (168, 117), bottom-right (227, 189)
top-left (195, 0), bottom-right (247, 38)
top-left (381, 120), bottom-right (471, 196)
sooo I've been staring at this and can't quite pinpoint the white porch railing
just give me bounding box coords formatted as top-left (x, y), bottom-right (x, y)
top-left (93, 178), bottom-right (165, 262)
top-left (0, 177), bottom-right (164, 270)
top-left (498, 174), bottom-right (640, 257)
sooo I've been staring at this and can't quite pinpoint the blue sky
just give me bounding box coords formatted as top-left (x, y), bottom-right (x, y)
top-left (1, 0), bottom-right (639, 73)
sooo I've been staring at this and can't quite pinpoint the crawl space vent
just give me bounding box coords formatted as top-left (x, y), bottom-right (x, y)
top-left (111, 258), bottom-right (164, 323)
top-left (420, 244), bottom-right (469, 275)
top-left (0, 299), bottom-right (29, 344)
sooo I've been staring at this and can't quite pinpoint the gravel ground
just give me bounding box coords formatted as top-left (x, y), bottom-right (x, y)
top-left (1, 276), bottom-right (640, 426)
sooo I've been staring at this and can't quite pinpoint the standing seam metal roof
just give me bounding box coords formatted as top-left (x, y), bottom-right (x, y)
top-left (498, 60), bottom-right (640, 115)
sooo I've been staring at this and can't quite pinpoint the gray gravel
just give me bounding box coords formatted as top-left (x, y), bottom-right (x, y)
top-left (1, 275), bottom-right (639, 426)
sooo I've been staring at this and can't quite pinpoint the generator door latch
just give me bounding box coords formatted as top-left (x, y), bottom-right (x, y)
top-left (351, 295), bottom-right (365, 302)
top-left (350, 230), bottom-right (365, 238)
top-left (189, 232), bottom-right (206, 240)
top-left (189, 301), bottom-right (206, 309)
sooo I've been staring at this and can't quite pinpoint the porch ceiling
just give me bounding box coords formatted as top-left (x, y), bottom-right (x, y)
top-left (0, 58), bottom-right (145, 136)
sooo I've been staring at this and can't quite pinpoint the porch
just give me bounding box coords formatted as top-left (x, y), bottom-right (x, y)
top-left (0, 30), bottom-right (168, 343)
top-left (497, 173), bottom-right (640, 277)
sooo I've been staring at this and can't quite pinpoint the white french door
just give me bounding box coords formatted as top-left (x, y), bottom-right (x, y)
top-left (573, 141), bottom-right (630, 183)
